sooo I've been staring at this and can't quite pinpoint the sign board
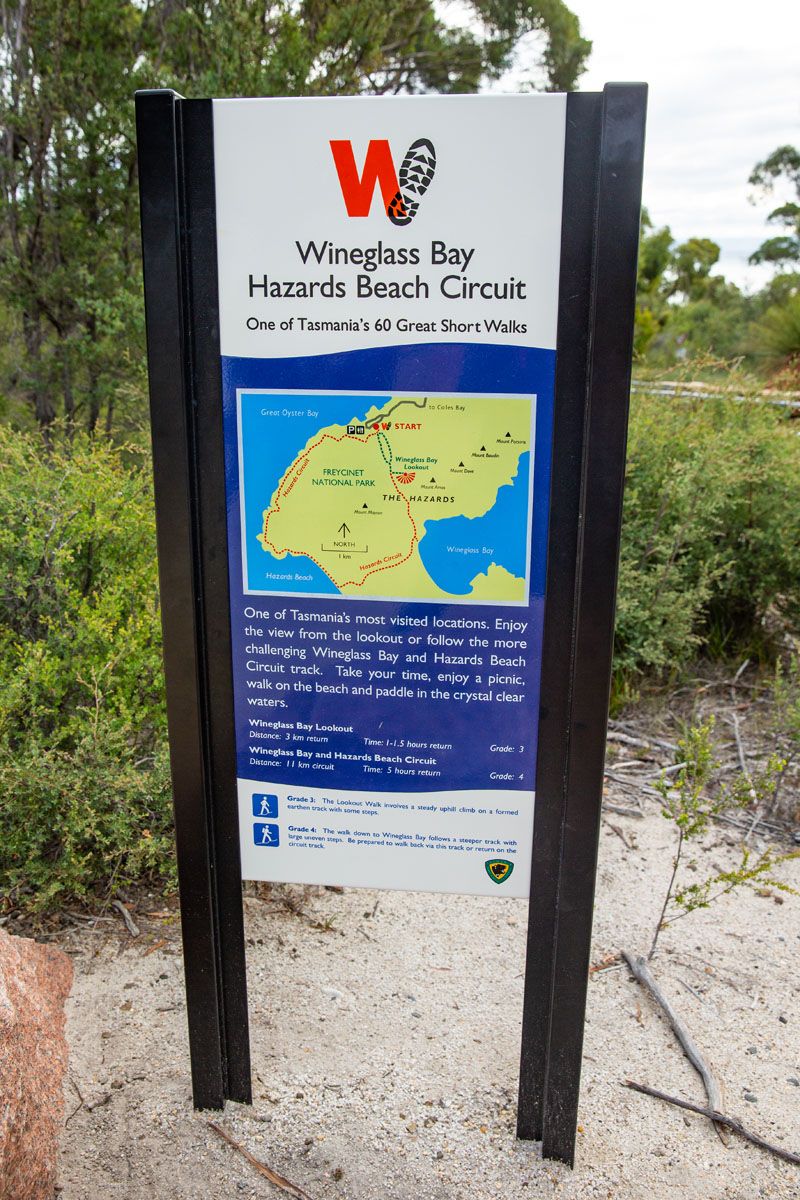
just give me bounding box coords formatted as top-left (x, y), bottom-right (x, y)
top-left (136, 83), bottom-right (646, 1166)
top-left (213, 95), bottom-right (566, 897)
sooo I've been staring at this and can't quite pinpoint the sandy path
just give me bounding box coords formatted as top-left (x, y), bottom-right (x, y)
top-left (58, 804), bottom-right (800, 1199)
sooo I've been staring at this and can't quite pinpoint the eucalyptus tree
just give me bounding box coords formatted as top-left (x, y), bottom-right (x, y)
top-left (0, 0), bottom-right (589, 433)
top-left (749, 145), bottom-right (800, 269)
top-left (748, 146), bottom-right (800, 370)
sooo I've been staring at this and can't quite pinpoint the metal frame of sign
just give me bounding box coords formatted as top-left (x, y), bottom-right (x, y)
top-left (135, 82), bottom-right (646, 1165)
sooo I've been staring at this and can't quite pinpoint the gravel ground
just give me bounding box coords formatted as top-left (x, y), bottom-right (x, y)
top-left (57, 800), bottom-right (800, 1199)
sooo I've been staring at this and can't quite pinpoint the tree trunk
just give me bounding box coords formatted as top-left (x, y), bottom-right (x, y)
top-left (22, 312), bottom-right (54, 430)
top-left (60, 340), bottom-right (75, 434)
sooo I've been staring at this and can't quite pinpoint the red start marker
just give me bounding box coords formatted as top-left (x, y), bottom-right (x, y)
top-left (373, 423), bottom-right (379, 430)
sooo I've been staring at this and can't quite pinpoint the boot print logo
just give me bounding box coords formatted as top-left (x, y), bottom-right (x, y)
top-left (329, 137), bottom-right (436, 226)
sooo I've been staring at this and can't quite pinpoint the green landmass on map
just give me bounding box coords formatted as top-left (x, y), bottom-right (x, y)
top-left (467, 563), bottom-right (527, 602)
top-left (257, 394), bottom-right (532, 601)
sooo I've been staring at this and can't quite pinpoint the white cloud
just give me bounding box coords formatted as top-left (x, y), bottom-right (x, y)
top-left (477, 0), bottom-right (799, 288)
top-left (571, 0), bottom-right (800, 289)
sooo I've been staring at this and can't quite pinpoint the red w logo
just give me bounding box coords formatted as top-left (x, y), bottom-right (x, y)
top-left (329, 140), bottom-right (399, 218)
top-left (329, 138), bottom-right (437, 226)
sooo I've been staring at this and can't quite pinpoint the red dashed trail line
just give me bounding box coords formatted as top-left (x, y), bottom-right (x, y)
top-left (261, 430), bottom-right (418, 590)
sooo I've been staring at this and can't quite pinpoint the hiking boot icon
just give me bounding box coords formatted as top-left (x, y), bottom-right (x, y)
top-left (388, 138), bottom-right (436, 226)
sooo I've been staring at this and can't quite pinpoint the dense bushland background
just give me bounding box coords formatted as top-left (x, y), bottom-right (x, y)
top-left (0, 426), bottom-right (174, 909)
top-left (2, 380), bottom-right (797, 911)
top-left (0, 0), bottom-right (797, 913)
top-left (616, 381), bottom-right (800, 679)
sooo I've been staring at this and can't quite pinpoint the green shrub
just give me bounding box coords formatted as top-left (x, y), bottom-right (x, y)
top-left (750, 295), bottom-right (800, 369)
top-left (616, 386), bottom-right (800, 679)
top-left (0, 426), bottom-right (174, 911)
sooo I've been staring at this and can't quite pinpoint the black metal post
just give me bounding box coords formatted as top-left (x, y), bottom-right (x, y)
top-left (539, 82), bottom-right (647, 1166)
top-left (179, 98), bottom-right (252, 1106)
top-left (517, 90), bottom-right (603, 1142)
top-left (135, 89), bottom-right (251, 1109)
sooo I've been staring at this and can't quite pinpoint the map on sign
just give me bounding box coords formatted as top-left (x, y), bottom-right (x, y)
top-left (237, 390), bottom-right (535, 604)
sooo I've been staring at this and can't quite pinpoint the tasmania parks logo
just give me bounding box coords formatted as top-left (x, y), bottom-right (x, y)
top-left (485, 859), bottom-right (514, 885)
top-left (329, 137), bottom-right (436, 226)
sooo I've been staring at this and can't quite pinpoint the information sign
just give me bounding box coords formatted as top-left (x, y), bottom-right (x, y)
top-left (135, 83), bottom-right (646, 1166)
top-left (213, 96), bottom-right (566, 897)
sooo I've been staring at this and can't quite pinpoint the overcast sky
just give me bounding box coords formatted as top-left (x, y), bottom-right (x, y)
top-left (492, 0), bottom-right (800, 291)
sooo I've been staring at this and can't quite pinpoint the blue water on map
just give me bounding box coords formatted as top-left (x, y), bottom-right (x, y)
top-left (239, 392), bottom-right (390, 593)
top-left (417, 452), bottom-right (530, 595)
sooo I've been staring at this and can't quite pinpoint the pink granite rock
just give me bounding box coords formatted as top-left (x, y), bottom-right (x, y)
top-left (0, 929), bottom-right (73, 1200)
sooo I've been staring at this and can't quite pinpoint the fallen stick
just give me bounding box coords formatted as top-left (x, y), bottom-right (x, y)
top-left (658, 761), bottom-right (687, 777)
top-left (608, 800), bottom-right (786, 840)
top-left (607, 729), bottom-right (653, 749)
top-left (604, 820), bottom-right (636, 848)
top-left (708, 810), bottom-right (786, 837)
top-left (65, 1078), bottom-right (85, 1126)
top-left (602, 802), bottom-right (644, 819)
top-left (609, 755), bottom-right (660, 769)
top-left (717, 740), bottom-right (762, 760)
top-left (112, 898), bottom-right (140, 938)
top-left (728, 711), bottom-right (758, 831)
top-left (621, 951), bottom-right (729, 1145)
top-left (589, 951), bottom-right (623, 973)
top-left (727, 662), bottom-right (759, 843)
top-left (607, 723), bottom-right (679, 753)
top-left (604, 770), bottom-right (661, 797)
top-left (623, 1080), bottom-right (800, 1167)
top-left (207, 1121), bottom-right (314, 1200)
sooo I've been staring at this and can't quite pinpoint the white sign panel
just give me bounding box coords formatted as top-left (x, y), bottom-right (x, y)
top-left (213, 94), bottom-right (567, 896)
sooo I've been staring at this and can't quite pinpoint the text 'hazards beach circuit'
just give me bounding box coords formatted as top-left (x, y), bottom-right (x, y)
top-left (240, 391), bottom-right (535, 604)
